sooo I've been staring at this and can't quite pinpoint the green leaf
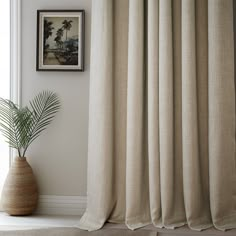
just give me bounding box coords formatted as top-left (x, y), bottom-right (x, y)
top-left (0, 91), bottom-right (60, 157)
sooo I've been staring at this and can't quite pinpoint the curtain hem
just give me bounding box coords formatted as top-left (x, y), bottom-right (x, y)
top-left (76, 212), bottom-right (106, 231)
top-left (77, 217), bottom-right (215, 232)
top-left (213, 213), bottom-right (236, 231)
top-left (78, 213), bottom-right (221, 232)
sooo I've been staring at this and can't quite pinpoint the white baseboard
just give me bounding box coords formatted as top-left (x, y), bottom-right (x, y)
top-left (36, 195), bottom-right (87, 216)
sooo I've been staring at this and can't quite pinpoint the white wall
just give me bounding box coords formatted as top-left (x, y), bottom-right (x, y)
top-left (21, 0), bottom-right (91, 196)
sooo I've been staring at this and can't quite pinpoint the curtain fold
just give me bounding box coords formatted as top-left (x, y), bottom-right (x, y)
top-left (78, 0), bottom-right (236, 231)
top-left (208, 0), bottom-right (236, 229)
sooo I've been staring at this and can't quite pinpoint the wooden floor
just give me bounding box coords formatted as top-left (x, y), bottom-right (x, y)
top-left (0, 213), bottom-right (235, 235)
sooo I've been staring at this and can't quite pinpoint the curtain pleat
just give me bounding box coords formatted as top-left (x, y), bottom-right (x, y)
top-left (181, 0), bottom-right (212, 229)
top-left (79, 0), bottom-right (236, 231)
top-left (195, 0), bottom-right (211, 226)
top-left (172, 0), bottom-right (186, 228)
top-left (108, 0), bottom-right (128, 224)
top-left (79, 0), bottom-right (114, 230)
top-left (208, 0), bottom-right (236, 230)
top-left (147, 0), bottom-right (161, 228)
top-left (158, 0), bottom-right (175, 227)
top-left (125, 0), bottom-right (151, 229)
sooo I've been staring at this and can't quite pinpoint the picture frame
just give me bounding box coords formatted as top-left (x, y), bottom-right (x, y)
top-left (36, 10), bottom-right (85, 71)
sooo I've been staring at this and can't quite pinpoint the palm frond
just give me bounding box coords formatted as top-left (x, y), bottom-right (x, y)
top-left (23, 91), bottom-right (60, 156)
top-left (0, 91), bottom-right (60, 158)
top-left (0, 98), bottom-right (22, 156)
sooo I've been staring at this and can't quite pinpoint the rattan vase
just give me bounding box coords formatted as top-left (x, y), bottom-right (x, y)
top-left (1, 157), bottom-right (38, 216)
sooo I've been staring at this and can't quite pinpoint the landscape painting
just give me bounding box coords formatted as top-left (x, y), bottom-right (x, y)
top-left (37, 10), bottom-right (85, 71)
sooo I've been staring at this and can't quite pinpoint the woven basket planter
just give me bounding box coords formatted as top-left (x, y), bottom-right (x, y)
top-left (1, 157), bottom-right (38, 216)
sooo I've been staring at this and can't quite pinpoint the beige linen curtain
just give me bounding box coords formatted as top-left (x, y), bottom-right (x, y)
top-left (79, 0), bottom-right (236, 231)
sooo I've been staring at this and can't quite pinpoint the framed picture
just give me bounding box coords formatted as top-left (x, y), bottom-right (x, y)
top-left (36, 10), bottom-right (85, 71)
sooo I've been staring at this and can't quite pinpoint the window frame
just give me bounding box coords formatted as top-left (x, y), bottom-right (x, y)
top-left (10, 0), bottom-right (22, 165)
top-left (0, 0), bottom-right (21, 211)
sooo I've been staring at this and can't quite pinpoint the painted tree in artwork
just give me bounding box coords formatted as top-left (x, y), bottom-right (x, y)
top-left (43, 20), bottom-right (54, 50)
top-left (54, 28), bottom-right (64, 49)
top-left (62, 20), bottom-right (73, 41)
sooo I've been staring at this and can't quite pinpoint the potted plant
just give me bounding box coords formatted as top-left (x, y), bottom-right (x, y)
top-left (0, 91), bottom-right (60, 215)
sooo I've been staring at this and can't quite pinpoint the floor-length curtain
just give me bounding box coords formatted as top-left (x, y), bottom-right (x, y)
top-left (78, 0), bottom-right (236, 231)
